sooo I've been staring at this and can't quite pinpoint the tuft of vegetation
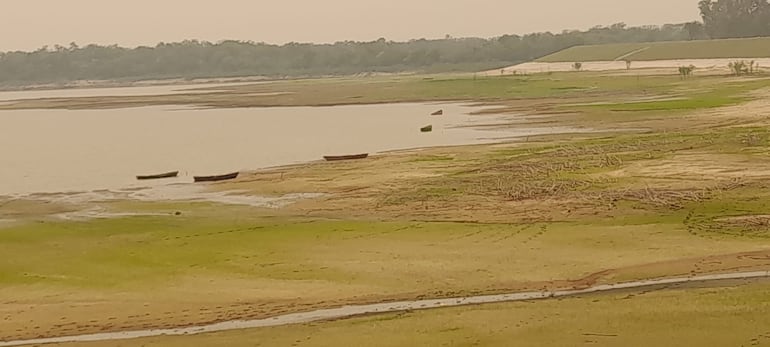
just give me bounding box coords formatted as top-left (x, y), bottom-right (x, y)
top-left (678, 65), bottom-right (696, 78)
top-left (572, 62), bottom-right (583, 71)
top-left (728, 60), bottom-right (760, 76)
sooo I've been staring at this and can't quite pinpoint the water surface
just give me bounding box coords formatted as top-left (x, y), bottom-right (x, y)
top-left (0, 82), bottom-right (252, 102)
top-left (1, 102), bottom-right (576, 195)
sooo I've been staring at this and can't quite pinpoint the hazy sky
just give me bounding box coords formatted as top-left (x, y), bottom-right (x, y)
top-left (1, 0), bottom-right (701, 52)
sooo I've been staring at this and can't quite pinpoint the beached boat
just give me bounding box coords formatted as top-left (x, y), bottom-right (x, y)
top-left (136, 171), bottom-right (179, 180)
top-left (420, 125), bottom-right (433, 132)
top-left (193, 172), bottom-right (239, 182)
top-left (323, 153), bottom-right (369, 161)
top-left (431, 109), bottom-right (443, 116)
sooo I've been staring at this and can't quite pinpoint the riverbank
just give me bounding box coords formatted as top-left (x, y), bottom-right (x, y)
top-left (3, 70), bottom-right (770, 346)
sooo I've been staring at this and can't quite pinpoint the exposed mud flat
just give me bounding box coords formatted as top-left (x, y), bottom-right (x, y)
top-left (121, 185), bottom-right (326, 208)
top-left (0, 82), bottom-right (260, 102)
top-left (54, 207), bottom-right (172, 221)
top-left (19, 184), bottom-right (326, 213)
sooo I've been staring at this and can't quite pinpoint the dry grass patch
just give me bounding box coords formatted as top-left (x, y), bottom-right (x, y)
top-left (2, 215), bottom-right (769, 341)
top-left (50, 279), bottom-right (770, 347)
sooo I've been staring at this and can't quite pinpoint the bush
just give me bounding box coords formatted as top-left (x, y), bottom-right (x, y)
top-left (728, 60), bottom-right (756, 76)
top-left (572, 62), bottom-right (583, 71)
top-left (678, 65), bottom-right (696, 78)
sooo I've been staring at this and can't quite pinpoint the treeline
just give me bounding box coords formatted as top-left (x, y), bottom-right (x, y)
top-left (697, 0), bottom-right (770, 39)
top-left (0, 23), bottom-right (689, 86)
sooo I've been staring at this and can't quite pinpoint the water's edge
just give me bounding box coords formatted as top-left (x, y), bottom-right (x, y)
top-left (2, 271), bottom-right (768, 346)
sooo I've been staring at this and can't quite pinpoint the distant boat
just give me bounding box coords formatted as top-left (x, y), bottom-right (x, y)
top-left (431, 109), bottom-right (443, 116)
top-left (323, 153), bottom-right (369, 161)
top-left (193, 172), bottom-right (239, 182)
top-left (136, 171), bottom-right (179, 180)
top-left (420, 125), bottom-right (433, 132)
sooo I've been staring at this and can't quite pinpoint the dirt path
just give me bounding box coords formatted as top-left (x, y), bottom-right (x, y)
top-left (2, 271), bottom-right (768, 347)
top-left (614, 47), bottom-right (650, 61)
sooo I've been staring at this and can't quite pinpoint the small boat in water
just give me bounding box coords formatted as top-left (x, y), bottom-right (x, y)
top-left (193, 172), bottom-right (239, 182)
top-left (420, 125), bottom-right (433, 132)
top-left (136, 171), bottom-right (179, 180)
top-left (323, 153), bottom-right (369, 161)
top-left (431, 109), bottom-right (443, 116)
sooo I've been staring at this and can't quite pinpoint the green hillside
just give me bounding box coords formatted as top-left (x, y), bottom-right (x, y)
top-left (537, 37), bottom-right (770, 62)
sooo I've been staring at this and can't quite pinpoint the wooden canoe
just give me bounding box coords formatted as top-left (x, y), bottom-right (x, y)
top-left (193, 172), bottom-right (239, 182)
top-left (431, 109), bottom-right (443, 116)
top-left (136, 171), bottom-right (179, 180)
top-left (420, 125), bottom-right (433, 132)
top-left (323, 153), bottom-right (369, 161)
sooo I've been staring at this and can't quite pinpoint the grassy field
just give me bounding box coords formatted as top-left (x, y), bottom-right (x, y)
top-left (4, 71), bottom-right (770, 345)
top-left (5, 209), bottom-right (770, 341)
top-left (537, 37), bottom-right (770, 62)
top-left (52, 279), bottom-right (770, 347)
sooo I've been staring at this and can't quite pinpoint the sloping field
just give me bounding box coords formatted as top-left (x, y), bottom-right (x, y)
top-left (538, 37), bottom-right (770, 62)
top-left (494, 58), bottom-right (770, 75)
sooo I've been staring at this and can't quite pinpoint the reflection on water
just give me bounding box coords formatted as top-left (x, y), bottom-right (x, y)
top-left (1, 102), bottom-right (579, 195)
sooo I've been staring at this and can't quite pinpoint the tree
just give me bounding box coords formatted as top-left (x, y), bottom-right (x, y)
top-left (699, 0), bottom-right (770, 38)
top-left (678, 65), bottom-right (696, 78)
top-left (683, 21), bottom-right (707, 40)
top-left (0, 23), bottom-right (693, 87)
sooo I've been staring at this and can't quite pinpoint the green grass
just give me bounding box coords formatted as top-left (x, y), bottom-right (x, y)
top-left (538, 37), bottom-right (770, 62)
top-left (9, 208), bottom-right (768, 341)
top-left (567, 77), bottom-right (770, 121)
top-left (2, 210), bottom-right (765, 291)
top-left (443, 73), bottom-right (677, 98)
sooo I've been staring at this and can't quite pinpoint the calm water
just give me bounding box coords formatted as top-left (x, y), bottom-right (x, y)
top-left (0, 89), bottom-right (577, 195)
top-left (0, 82), bottom-right (254, 102)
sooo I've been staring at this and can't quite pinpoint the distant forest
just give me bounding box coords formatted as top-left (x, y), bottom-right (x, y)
top-left (0, 24), bottom-right (690, 86)
top-left (0, 0), bottom-right (768, 86)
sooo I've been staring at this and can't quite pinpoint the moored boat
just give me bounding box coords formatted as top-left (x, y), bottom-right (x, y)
top-left (323, 153), bottom-right (369, 161)
top-left (431, 109), bottom-right (443, 116)
top-left (193, 172), bottom-right (239, 182)
top-left (136, 171), bottom-right (179, 180)
top-left (420, 125), bottom-right (433, 132)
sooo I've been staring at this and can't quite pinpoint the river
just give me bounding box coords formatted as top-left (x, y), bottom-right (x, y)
top-left (0, 85), bottom-right (578, 195)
